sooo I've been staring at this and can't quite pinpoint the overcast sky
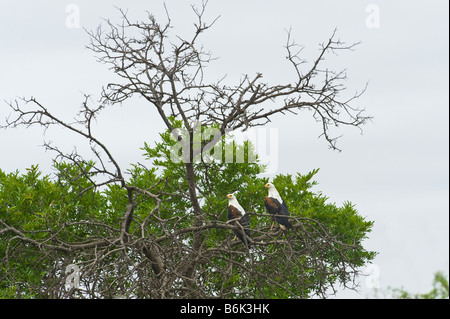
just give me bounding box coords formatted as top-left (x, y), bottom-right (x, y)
top-left (1, 0), bottom-right (448, 298)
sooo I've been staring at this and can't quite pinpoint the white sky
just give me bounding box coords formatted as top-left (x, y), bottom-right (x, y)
top-left (0, 0), bottom-right (448, 298)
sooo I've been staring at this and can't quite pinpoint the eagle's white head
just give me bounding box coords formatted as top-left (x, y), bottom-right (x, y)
top-left (226, 193), bottom-right (245, 215)
top-left (264, 183), bottom-right (282, 202)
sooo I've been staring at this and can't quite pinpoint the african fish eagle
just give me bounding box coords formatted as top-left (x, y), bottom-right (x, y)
top-left (226, 193), bottom-right (251, 247)
top-left (264, 183), bottom-right (293, 231)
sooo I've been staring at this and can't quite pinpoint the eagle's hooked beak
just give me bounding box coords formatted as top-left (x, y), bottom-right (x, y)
top-left (264, 183), bottom-right (270, 188)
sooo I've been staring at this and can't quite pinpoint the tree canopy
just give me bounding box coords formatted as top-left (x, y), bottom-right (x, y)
top-left (1, 3), bottom-right (375, 298)
top-left (0, 124), bottom-right (375, 298)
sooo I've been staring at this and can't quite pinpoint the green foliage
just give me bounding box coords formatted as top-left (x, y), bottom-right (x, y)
top-left (0, 125), bottom-right (377, 298)
top-left (0, 165), bottom-right (56, 298)
top-left (0, 162), bottom-right (111, 298)
top-left (377, 271), bottom-right (449, 299)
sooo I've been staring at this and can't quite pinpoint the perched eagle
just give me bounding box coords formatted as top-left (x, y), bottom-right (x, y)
top-left (264, 183), bottom-right (293, 231)
top-left (227, 193), bottom-right (251, 247)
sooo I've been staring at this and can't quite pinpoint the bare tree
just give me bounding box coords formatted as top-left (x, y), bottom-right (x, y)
top-left (1, 2), bottom-right (374, 299)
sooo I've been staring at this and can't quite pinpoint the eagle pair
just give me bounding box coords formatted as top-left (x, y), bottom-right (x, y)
top-left (226, 183), bottom-right (293, 247)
